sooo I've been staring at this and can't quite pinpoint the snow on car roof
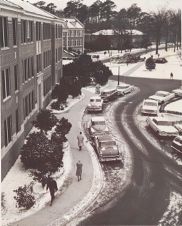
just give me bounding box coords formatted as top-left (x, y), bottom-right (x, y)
top-left (153, 113), bottom-right (182, 122)
top-left (164, 99), bottom-right (182, 113)
top-left (144, 99), bottom-right (158, 103)
top-left (101, 88), bottom-right (116, 92)
top-left (91, 116), bottom-right (105, 122)
top-left (155, 90), bottom-right (170, 95)
top-left (97, 134), bottom-right (114, 141)
top-left (90, 96), bottom-right (101, 99)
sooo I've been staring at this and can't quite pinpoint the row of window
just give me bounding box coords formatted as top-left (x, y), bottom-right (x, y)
top-left (2, 66), bottom-right (18, 100)
top-left (0, 17), bottom-right (63, 48)
top-left (67, 38), bottom-right (83, 47)
top-left (23, 91), bottom-right (35, 119)
top-left (68, 30), bottom-right (83, 37)
top-left (43, 76), bottom-right (52, 96)
top-left (22, 57), bottom-right (34, 83)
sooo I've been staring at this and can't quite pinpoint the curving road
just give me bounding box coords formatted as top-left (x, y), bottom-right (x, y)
top-left (81, 76), bottom-right (182, 225)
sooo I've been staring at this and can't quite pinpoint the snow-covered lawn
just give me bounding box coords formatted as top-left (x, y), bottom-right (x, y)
top-left (164, 99), bottom-right (182, 115)
top-left (47, 93), bottom-right (85, 114)
top-left (1, 143), bottom-right (71, 226)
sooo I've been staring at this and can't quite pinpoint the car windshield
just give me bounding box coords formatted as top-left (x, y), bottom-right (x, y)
top-left (175, 137), bottom-right (182, 144)
top-left (96, 99), bottom-right (101, 102)
top-left (90, 99), bottom-right (94, 102)
top-left (100, 140), bottom-right (116, 146)
top-left (144, 102), bottom-right (157, 106)
top-left (92, 121), bottom-right (105, 125)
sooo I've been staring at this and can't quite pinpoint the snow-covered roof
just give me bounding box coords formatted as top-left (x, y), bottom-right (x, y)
top-left (0, 0), bottom-right (21, 9)
top-left (91, 116), bottom-right (106, 122)
top-left (92, 29), bottom-right (143, 36)
top-left (5, 0), bottom-right (57, 19)
top-left (62, 18), bottom-right (84, 29)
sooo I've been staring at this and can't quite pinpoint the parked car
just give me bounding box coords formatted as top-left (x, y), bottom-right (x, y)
top-left (145, 56), bottom-right (156, 70)
top-left (154, 58), bottom-right (167, 64)
top-left (172, 88), bottom-right (182, 97)
top-left (87, 96), bottom-right (103, 113)
top-left (116, 83), bottom-right (134, 96)
top-left (146, 114), bottom-right (182, 137)
top-left (93, 134), bottom-right (121, 162)
top-left (100, 88), bottom-right (118, 102)
top-left (171, 135), bottom-right (182, 154)
top-left (141, 99), bottom-right (159, 115)
top-left (149, 91), bottom-right (175, 104)
top-left (88, 116), bottom-right (109, 137)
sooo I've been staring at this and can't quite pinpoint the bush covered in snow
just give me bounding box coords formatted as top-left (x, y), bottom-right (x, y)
top-left (33, 109), bottom-right (58, 133)
top-left (14, 184), bottom-right (35, 210)
top-left (21, 132), bottom-right (63, 173)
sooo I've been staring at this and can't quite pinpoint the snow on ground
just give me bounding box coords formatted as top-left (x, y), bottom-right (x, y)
top-left (47, 93), bottom-right (85, 114)
top-left (164, 99), bottom-right (182, 115)
top-left (1, 144), bottom-right (71, 226)
top-left (62, 60), bottom-right (73, 65)
top-left (158, 191), bottom-right (182, 226)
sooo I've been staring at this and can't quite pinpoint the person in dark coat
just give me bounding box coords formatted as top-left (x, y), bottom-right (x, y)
top-left (170, 72), bottom-right (173, 79)
top-left (46, 177), bottom-right (58, 206)
top-left (77, 132), bottom-right (84, 151)
top-left (76, 160), bottom-right (83, 181)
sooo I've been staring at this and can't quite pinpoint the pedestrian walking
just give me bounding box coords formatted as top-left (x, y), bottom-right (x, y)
top-left (170, 72), bottom-right (173, 79)
top-left (76, 160), bottom-right (83, 181)
top-left (77, 132), bottom-right (84, 151)
top-left (46, 177), bottom-right (58, 206)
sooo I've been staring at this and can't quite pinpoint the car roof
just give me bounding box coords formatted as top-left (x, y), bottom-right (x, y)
top-left (155, 90), bottom-right (169, 95)
top-left (90, 96), bottom-right (102, 99)
top-left (97, 134), bottom-right (114, 141)
top-left (174, 135), bottom-right (182, 141)
top-left (101, 88), bottom-right (116, 92)
top-left (144, 99), bottom-right (158, 103)
top-left (153, 114), bottom-right (182, 122)
top-left (91, 116), bottom-right (105, 122)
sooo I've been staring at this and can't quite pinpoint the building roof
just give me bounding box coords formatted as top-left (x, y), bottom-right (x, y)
top-left (0, 0), bottom-right (22, 9)
top-left (92, 29), bottom-right (143, 36)
top-left (62, 17), bottom-right (84, 29)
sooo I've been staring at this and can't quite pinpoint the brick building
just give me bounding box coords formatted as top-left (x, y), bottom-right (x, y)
top-left (62, 17), bottom-right (85, 54)
top-left (0, 0), bottom-right (63, 179)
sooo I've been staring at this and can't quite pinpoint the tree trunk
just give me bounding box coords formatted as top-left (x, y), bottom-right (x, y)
top-left (165, 27), bottom-right (168, 51)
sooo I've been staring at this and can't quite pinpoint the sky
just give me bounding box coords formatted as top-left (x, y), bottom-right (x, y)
top-left (28, 0), bottom-right (182, 12)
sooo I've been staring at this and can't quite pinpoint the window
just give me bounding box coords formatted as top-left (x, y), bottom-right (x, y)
top-left (43, 23), bottom-right (51, 40)
top-left (21, 20), bottom-right (26, 43)
top-left (23, 91), bottom-right (35, 119)
top-left (14, 65), bottom-right (18, 91)
top-left (12, 18), bottom-right (17, 46)
top-left (4, 115), bottom-right (12, 147)
top-left (0, 17), bottom-right (8, 48)
top-left (58, 47), bottom-right (62, 61)
top-left (58, 25), bottom-right (62, 38)
top-left (22, 57), bottom-right (34, 82)
top-left (21, 20), bottom-right (33, 43)
top-left (36, 22), bottom-right (41, 41)
top-left (74, 30), bottom-right (76, 37)
top-left (2, 68), bottom-right (10, 99)
top-left (43, 50), bottom-right (51, 68)
top-left (27, 21), bottom-right (33, 42)
top-left (16, 109), bottom-right (19, 133)
top-left (43, 76), bottom-right (52, 96)
top-left (36, 54), bottom-right (42, 73)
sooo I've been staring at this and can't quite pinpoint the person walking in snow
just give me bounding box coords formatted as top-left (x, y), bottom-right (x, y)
top-left (46, 177), bottom-right (58, 206)
top-left (170, 72), bottom-right (173, 79)
top-left (77, 132), bottom-right (84, 151)
top-left (76, 160), bottom-right (83, 181)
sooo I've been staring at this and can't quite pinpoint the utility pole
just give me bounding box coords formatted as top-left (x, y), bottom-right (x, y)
top-left (118, 65), bottom-right (120, 85)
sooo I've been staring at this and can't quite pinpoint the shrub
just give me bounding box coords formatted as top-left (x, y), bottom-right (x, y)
top-left (33, 109), bottom-right (58, 132)
top-left (21, 132), bottom-right (63, 173)
top-left (1, 192), bottom-right (6, 212)
top-left (14, 184), bottom-right (35, 210)
top-left (51, 81), bottom-right (68, 104)
top-left (51, 101), bottom-right (60, 110)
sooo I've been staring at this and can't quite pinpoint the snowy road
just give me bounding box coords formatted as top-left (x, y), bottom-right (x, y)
top-left (80, 77), bottom-right (182, 225)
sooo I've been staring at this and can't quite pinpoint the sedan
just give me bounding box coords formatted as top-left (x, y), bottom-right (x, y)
top-left (149, 91), bottom-right (175, 104)
top-left (116, 83), bottom-right (134, 96)
top-left (141, 99), bottom-right (159, 115)
top-left (93, 134), bottom-right (121, 162)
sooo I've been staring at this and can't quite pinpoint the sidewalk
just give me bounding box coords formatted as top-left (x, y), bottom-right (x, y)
top-left (10, 89), bottom-right (98, 226)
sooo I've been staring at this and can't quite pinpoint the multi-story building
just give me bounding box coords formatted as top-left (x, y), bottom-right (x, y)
top-left (62, 17), bottom-right (84, 54)
top-left (0, 0), bottom-right (64, 180)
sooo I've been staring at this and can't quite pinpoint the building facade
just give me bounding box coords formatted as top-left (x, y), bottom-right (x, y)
top-left (0, 0), bottom-right (63, 180)
top-left (62, 17), bottom-right (85, 54)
